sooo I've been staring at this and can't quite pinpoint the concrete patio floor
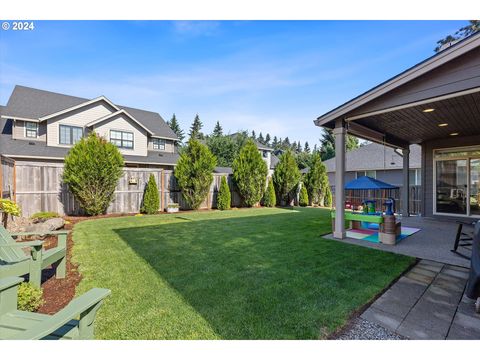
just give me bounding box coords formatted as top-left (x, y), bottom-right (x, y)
top-left (360, 260), bottom-right (480, 340)
top-left (324, 216), bottom-right (471, 267)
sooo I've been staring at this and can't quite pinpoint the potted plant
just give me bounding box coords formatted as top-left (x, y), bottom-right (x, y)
top-left (165, 203), bottom-right (180, 213)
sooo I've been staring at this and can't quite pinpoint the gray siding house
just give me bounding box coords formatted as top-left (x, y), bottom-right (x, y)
top-left (323, 142), bottom-right (421, 187)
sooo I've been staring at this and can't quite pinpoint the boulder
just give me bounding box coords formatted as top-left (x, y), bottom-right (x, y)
top-left (24, 217), bottom-right (64, 233)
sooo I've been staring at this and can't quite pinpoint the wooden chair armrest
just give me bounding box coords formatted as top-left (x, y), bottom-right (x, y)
top-left (10, 288), bottom-right (111, 340)
top-left (0, 240), bottom-right (43, 247)
top-left (10, 230), bottom-right (70, 237)
top-left (0, 276), bottom-right (24, 292)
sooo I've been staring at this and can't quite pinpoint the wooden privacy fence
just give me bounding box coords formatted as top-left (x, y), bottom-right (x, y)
top-left (331, 185), bottom-right (422, 215)
top-left (12, 161), bottom-right (242, 217)
top-left (0, 156), bottom-right (15, 200)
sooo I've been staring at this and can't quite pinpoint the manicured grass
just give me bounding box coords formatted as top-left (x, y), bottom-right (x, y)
top-left (72, 207), bottom-right (414, 339)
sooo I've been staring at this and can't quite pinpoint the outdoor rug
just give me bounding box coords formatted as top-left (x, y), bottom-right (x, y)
top-left (346, 227), bottom-right (421, 244)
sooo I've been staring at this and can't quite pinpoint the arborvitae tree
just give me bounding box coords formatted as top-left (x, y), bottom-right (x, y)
top-left (304, 152), bottom-right (329, 205)
top-left (304, 141), bottom-right (310, 153)
top-left (189, 114), bottom-right (204, 140)
top-left (265, 133), bottom-right (271, 146)
top-left (167, 113), bottom-right (185, 143)
top-left (257, 132), bottom-right (264, 144)
top-left (63, 132), bottom-right (124, 216)
top-left (263, 178), bottom-right (276, 207)
top-left (324, 185), bottom-right (333, 207)
top-left (175, 139), bottom-right (217, 209)
top-left (299, 185), bottom-right (309, 207)
top-left (140, 174), bottom-right (160, 214)
top-left (251, 130), bottom-right (256, 139)
top-left (216, 176), bottom-right (231, 210)
top-left (232, 139), bottom-right (268, 207)
top-left (212, 121), bottom-right (223, 137)
top-left (273, 150), bottom-right (301, 206)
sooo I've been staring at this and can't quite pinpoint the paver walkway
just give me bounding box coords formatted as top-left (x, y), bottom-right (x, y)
top-left (360, 260), bottom-right (480, 339)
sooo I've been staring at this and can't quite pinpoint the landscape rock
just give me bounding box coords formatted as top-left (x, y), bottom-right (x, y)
top-left (24, 217), bottom-right (65, 233)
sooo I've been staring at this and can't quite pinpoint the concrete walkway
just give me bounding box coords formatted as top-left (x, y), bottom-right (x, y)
top-left (360, 260), bottom-right (480, 339)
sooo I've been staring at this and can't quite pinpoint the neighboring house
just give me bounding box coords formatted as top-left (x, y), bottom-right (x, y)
top-left (323, 143), bottom-right (422, 187)
top-left (214, 133), bottom-right (278, 175)
top-left (0, 85), bottom-right (179, 168)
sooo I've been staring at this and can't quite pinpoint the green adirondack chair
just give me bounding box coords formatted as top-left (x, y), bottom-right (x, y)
top-left (0, 225), bottom-right (67, 287)
top-left (0, 276), bottom-right (110, 339)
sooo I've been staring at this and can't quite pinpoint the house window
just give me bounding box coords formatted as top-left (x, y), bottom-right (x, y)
top-left (409, 169), bottom-right (421, 186)
top-left (25, 122), bottom-right (38, 138)
top-left (152, 138), bottom-right (166, 150)
top-left (356, 170), bottom-right (376, 179)
top-left (262, 150), bottom-right (269, 158)
top-left (59, 125), bottom-right (83, 145)
top-left (110, 130), bottom-right (134, 149)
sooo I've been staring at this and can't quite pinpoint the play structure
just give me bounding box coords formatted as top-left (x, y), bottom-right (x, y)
top-left (331, 176), bottom-right (403, 245)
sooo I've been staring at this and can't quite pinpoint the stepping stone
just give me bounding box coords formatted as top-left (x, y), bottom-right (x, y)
top-left (432, 273), bottom-right (466, 293)
top-left (451, 311), bottom-right (480, 333)
top-left (418, 259), bottom-right (444, 271)
top-left (405, 270), bottom-right (435, 285)
top-left (402, 298), bottom-right (455, 337)
top-left (444, 264), bottom-right (469, 273)
top-left (422, 285), bottom-right (464, 307)
top-left (397, 320), bottom-right (445, 340)
top-left (360, 307), bottom-right (403, 332)
top-left (447, 323), bottom-right (480, 340)
top-left (410, 266), bottom-right (438, 278)
top-left (416, 263), bottom-right (443, 274)
top-left (386, 280), bottom-right (427, 308)
top-left (457, 294), bottom-right (478, 316)
top-left (371, 290), bottom-right (413, 319)
top-left (441, 266), bottom-right (470, 280)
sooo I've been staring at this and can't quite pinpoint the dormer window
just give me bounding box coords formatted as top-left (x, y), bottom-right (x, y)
top-left (153, 138), bottom-right (166, 150)
top-left (110, 130), bottom-right (134, 149)
top-left (25, 121), bottom-right (38, 138)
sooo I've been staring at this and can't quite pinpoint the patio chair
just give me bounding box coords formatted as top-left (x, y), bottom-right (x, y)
top-left (0, 276), bottom-right (110, 339)
top-left (0, 225), bottom-right (68, 287)
top-left (451, 220), bottom-right (475, 260)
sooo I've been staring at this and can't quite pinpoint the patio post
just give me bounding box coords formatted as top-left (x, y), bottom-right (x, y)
top-left (333, 119), bottom-right (346, 239)
top-left (402, 147), bottom-right (410, 217)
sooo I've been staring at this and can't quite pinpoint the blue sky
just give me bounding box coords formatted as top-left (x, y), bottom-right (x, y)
top-left (0, 20), bottom-right (466, 147)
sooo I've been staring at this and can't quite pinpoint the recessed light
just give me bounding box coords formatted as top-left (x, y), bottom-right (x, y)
top-left (422, 108), bottom-right (435, 113)
top-left (438, 123), bottom-right (448, 127)
top-left (450, 132), bottom-right (459, 136)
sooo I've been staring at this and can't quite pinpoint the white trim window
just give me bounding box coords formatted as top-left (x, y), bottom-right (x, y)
top-left (152, 138), bottom-right (166, 150)
top-left (356, 170), bottom-right (376, 179)
top-left (110, 130), bottom-right (134, 149)
top-left (25, 121), bottom-right (38, 138)
top-left (409, 169), bottom-right (422, 186)
top-left (59, 124), bottom-right (83, 145)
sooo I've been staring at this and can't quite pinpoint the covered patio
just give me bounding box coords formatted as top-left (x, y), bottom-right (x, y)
top-left (316, 32), bottom-right (480, 263)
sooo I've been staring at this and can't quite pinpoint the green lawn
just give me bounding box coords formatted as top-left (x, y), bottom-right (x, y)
top-left (72, 207), bottom-right (414, 339)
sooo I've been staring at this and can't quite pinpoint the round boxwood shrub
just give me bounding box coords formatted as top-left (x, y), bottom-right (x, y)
top-left (263, 178), bottom-right (276, 207)
top-left (299, 185), bottom-right (309, 207)
top-left (217, 176), bottom-right (231, 210)
top-left (140, 174), bottom-right (160, 214)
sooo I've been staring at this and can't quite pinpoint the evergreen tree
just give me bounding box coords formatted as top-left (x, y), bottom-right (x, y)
top-left (435, 21), bottom-right (480, 52)
top-left (304, 141), bottom-right (310, 153)
top-left (251, 130), bottom-right (256, 139)
top-left (206, 135), bottom-right (237, 167)
top-left (313, 144), bottom-right (318, 153)
top-left (320, 129), bottom-right (359, 161)
top-left (140, 174), bottom-right (160, 214)
top-left (304, 152), bottom-right (329, 206)
top-left (189, 114), bottom-right (204, 140)
top-left (292, 141), bottom-right (297, 152)
top-left (167, 113), bottom-right (185, 143)
top-left (257, 132), bottom-right (265, 144)
top-left (212, 121), bottom-right (223, 137)
top-left (296, 142), bottom-right (302, 153)
top-left (324, 185), bottom-right (333, 207)
top-left (273, 150), bottom-right (301, 206)
top-left (272, 136), bottom-right (279, 149)
top-left (299, 185), bottom-right (309, 207)
top-left (232, 139), bottom-right (268, 207)
top-left (175, 139), bottom-right (216, 209)
top-left (283, 137), bottom-right (290, 147)
top-left (265, 133), bottom-right (271, 146)
top-left (216, 176), bottom-right (231, 210)
top-left (263, 178), bottom-right (276, 207)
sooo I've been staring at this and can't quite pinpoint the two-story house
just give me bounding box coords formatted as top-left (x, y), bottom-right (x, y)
top-left (0, 85), bottom-right (179, 167)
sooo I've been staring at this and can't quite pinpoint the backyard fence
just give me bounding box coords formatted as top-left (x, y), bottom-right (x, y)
top-left (11, 160), bottom-right (243, 217)
top-left (0, 156), bottom-right (15, 200)
top-left (331, 185), bottom-right (422, 216)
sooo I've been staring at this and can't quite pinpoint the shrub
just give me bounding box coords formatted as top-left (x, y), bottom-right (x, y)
top-left (217, 176), bottom-right (231, 210)
top-left (273, 150), bottom-right (301, 206)
top-left (175, 139), bottom-right (217, 209)
top-left (17, 282), bottom-right (44, 312)
top-left (30, 211), bottom-right (60, 222)
top-left (324, 185), bottom-right (333, 207)
top-left (140, 174), bottom-right (160, 214)
top-left (303, 152), bottom-right (330, 205)
top-left (299, 185), bottom-right (309, 207)
top-left (263, 178), bottom-right (276, 207)
top-left (63, 132), bottom-right (124, 216)
top-left (0, 199), bottom-right (21, 228)
top-left (232, 139), bottom-right (268, 207)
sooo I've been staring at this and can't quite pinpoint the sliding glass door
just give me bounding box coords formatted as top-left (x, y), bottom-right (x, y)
top-left (434, 147), bottom-right (480, 217)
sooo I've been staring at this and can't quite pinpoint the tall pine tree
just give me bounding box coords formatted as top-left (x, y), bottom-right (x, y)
top-left (251, 130), bottom-right (256, 139)
top-left (257, 132), bottom-right (265, 144)
top-left (167, 113), bottom-right (185, 143)
top-left (304, 141), bottom-right (310, 153)
top-left (189, 114), bottom-right (204, 140)
top-left (265, 133), bottom-right (271, 146)
top-left (212, 121), bottom-right (223, 137)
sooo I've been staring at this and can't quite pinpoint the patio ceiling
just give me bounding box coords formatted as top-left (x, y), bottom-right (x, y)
top-left (350, 89), bottom-right (480, 145)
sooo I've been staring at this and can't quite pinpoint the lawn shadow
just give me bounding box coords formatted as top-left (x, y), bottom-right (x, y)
top-left (113, 208), bottom-right (411, 339)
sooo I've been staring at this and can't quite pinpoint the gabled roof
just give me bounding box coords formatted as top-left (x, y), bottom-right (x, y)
top-left (323, 142), bottom-right (421, 173)
top-left (85, 109), bottom-right (154, 135)
top-left (2, 85), bottom-right (178, 140)
top-left (315, 32), bottom-right (480, 128)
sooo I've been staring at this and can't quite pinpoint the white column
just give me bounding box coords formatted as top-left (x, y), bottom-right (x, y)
top-left (402, 147), bottom-right (410, 217)
top-left (333, 120), bottom-right (346, 239)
